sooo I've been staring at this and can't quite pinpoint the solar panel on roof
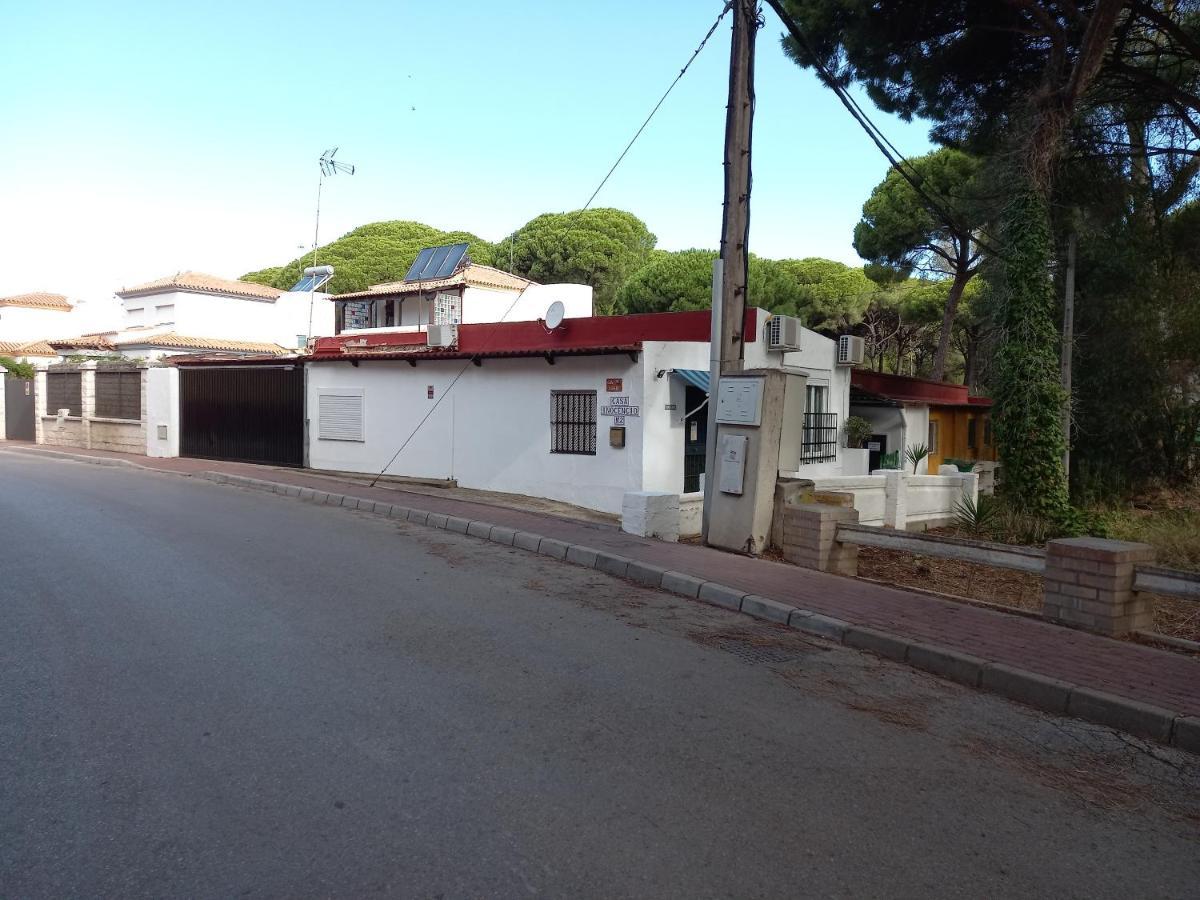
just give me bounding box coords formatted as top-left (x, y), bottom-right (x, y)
top-left (402, 242), bottom-right (470, 282)
top-left (435, 242), bottom-right (470, 279)
top-left (403, 247), bottom-right (438, 282)
top-left (290, 270), bottom-right (333, 292)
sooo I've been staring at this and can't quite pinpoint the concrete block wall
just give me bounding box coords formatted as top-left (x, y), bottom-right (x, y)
top-left (36, 364), bottom-right (150, 453)
top-left (1043, 537), bottom-right (1157, 636)
top-left (781, 503), bottom-right (859, 576)
top-left (89, 369), bottom-right (148, 454)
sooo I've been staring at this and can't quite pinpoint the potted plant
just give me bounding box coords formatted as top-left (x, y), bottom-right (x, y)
top-left (842, 416), bottom-right (874, 474)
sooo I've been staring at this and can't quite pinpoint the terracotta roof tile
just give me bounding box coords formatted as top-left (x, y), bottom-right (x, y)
top-left (113, 332), bottom-right (289, 355)
top-left (48, 334), bottom-right (117, 351)
top-left (0, 291), bottom-right (72, 311)
top-left (117, 272), bottom-right (283, 301)
top-left (0, 340), bottom-right (60, 357)
top-left (335, 264), bottom-right (535, 300)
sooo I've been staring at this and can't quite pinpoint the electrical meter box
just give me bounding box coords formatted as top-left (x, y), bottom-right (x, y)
top-left (715, 377), bottom-right (764, 426)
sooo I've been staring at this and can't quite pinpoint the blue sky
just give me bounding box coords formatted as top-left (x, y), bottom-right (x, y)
top-left (0, 0), bottom-right (934, 307)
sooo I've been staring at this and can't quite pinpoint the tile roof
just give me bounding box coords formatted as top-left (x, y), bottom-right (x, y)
top-left (116, 272), bottom-right (283, 301)
top-left (48, 334), bottom-right (117, 351)
top-left (0, 340), bottom-right (60, 357)
top-left (113, 332), bottom-right (290, 355)
top-left (0, 291), bottom-right (72, 311)
top-left (334, 264), bottom-right (535, 300)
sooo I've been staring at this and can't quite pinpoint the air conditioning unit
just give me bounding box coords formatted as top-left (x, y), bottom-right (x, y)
top-left (766, 315), bottom-right (803, 351)
top-left (427, 324), bottom-right (458, 348)
top-left (837, 334), bottom-right (865, 366)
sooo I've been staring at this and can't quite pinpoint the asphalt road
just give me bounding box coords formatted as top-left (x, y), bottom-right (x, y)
top-left (2, 452), bottom-right (1198, 899)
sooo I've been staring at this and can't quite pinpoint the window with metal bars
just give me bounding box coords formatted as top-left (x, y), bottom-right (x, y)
top-left (94, 371), bottom-right (142, 420)
top-left (550, 390), bottom-right (597, 455)
top-left (46, 372), bottom-right (82, 416)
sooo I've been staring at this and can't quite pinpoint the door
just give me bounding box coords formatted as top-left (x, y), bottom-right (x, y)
top-left (180, 366), bottom-right (304, 467)
top-left (683, 385), bottom-right (707, 493)
top-left (867, 433), bottom-right (887, 472)
top-left (4, 374), bottom-right (36, 441)
top-left (927, 412), bottom-right (945, 472)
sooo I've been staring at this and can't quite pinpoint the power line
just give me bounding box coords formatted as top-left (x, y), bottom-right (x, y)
top-left (582, 1), bottom-right (734, 210)
top-left (761, 0), bottom-right (1008, 261)
top-left (370, 4), bottom-right (739, 484)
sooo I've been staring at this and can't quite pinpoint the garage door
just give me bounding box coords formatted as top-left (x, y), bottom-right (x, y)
top-left (180, 366), bottom-right (304, 467)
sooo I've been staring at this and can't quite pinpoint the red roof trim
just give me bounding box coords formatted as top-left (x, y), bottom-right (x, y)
top-left (312, 308), bottom-right (761, 362)
top-left (851, 368), bottom-right (992, 407)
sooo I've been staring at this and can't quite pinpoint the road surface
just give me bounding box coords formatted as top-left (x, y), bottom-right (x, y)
top-left (1, 451), bottom-right (1198, 898)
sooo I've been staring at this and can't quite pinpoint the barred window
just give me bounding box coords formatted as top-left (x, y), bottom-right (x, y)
top-left (46, 372), bottom-right (82, 416)
top-left (95, 371), bottom-right (142, 420)
top-left (550, 390), bottom-right (596, 455)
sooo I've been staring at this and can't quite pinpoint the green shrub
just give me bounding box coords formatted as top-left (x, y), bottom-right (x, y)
top-left (844, 416), bottom-right (874, 449)
top-left (0, 356), bottom-right (35, 379)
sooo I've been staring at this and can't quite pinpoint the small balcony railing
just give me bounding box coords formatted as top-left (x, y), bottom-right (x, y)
top-left (799, 412), bottom-right (838, 464)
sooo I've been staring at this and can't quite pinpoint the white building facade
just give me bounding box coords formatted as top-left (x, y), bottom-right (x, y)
top-left (304, 308), bottom-right (854, 514)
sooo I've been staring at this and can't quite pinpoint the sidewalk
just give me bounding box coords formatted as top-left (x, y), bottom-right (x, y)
top-left (4, 442), bottom-right (1197, 750)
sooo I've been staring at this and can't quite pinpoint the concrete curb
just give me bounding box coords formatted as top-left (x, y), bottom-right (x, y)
top-left (0, 446), bottom-right (146, 470)
top-left (184, 469), bottom-right (1196, 756)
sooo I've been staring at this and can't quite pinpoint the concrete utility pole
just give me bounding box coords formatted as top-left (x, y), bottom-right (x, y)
top-left (1061, 231), bottom-right (1077, 476)
top-left (718, 0), bottom-right (758, 376)
top-left (703, 0), bottom-right (759, 544)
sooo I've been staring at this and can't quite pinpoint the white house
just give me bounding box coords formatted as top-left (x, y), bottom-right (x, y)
top-left (0, 292), bottom-right (77, 345)
top-left (331, 264), bottom-right (593, 335)
top-left (301, 308), bottom-right (853, 515)
top-left (51, 271), bottom-right (336, 360)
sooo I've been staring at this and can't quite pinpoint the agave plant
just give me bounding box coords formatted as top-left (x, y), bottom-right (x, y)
top-left (906, 442), bottom-right (930, 474)
top-left (953, 492), bottom-right (998, 536)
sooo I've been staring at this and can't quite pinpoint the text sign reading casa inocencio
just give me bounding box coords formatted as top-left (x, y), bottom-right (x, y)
top-left (601, 395), bottom-right (640, 418)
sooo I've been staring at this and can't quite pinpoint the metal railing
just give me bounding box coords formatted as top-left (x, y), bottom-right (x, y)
top-left (800, 412), bottom-right (838, 463)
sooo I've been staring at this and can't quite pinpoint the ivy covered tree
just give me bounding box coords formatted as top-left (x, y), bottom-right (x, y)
top-left (854, 149), bottom-right (984, 380)
top-left (494, 209), bottom-right (656, 315)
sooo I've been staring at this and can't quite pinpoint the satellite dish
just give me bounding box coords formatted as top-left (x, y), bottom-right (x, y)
top-left (544, 300), bottom-right (566, 330)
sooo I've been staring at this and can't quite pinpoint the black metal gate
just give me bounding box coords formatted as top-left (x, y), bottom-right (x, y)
top-left (4, 374), bottom-right (36, 441)
top-left (180, 366), bottom-right (304, 467)
top-left (683, 385), bottom-right (707, 493)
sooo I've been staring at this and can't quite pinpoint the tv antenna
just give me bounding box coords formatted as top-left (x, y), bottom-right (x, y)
top-left (307, 147), bottom-right (357, 339)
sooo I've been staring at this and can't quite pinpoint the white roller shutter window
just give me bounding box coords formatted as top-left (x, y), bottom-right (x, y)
top-left (318, 391), bottom-right (364, 441)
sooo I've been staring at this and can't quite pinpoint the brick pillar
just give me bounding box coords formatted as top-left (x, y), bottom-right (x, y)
top-left (1043, 538), bottom-right (1157, 636)
top-left (0, 364), bottom-right (6, 439)
top-left (34, 369), bottom-right (47, 444)
top-left (882, 470), bottom-right (907, 530)
top-left (782, 503), bottom-right (859, 576)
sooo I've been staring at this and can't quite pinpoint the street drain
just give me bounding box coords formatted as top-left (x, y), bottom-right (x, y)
top-left (689, 629), bottom-right (809, 666)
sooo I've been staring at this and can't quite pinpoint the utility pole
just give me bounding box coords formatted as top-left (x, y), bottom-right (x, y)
top-left (1060, 231), bottom-right (1077, 476)
top-left (717, 0), bottom-right (758, 376)
top-left (702, 0), bottom-right (759, 543)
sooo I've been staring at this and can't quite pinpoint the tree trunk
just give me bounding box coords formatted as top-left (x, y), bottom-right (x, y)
top-left (931, 266), bottom-right (970, 381)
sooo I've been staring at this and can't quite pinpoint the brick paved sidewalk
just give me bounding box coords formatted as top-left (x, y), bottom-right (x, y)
top-left (4, 442), bottom-right (1197, 722)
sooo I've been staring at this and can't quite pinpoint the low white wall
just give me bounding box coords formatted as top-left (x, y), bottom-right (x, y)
top-left (906, 474), bottom-right (968, 526)
top-left (812, 471), bottom-right (974, 530)
top-left (679, 491), bottom-right (703, 536)
top-left (811, 476), bottom-right (888, 526)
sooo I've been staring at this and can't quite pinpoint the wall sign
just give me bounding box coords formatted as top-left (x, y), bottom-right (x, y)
top-left (600, 395), bottom-right (640, 421)
top-left (427, 385), bottom-right (434, 399)
top-left (606, 378), bottom-right (623, 392)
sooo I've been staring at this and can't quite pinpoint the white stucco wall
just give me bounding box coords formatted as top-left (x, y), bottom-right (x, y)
top-left (0, 306), bottom-right (76, 343)
top-left (146, 367), bottom-right (180, 457)
top-left (119, 289), bottom-right (334, 349)
top-left (307, 354), bottom-right (646, 513)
